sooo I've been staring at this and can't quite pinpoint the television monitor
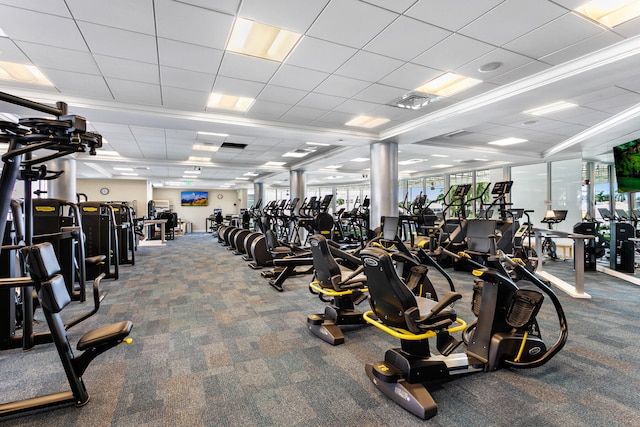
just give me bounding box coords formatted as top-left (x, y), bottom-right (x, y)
top-left (613, 139), bottom-right (640, 192)
top-left (181, 191), bottom-right (208, 206)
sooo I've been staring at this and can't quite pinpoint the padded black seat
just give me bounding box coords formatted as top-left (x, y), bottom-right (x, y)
top-left (77, 320), bottom-right (133, 351)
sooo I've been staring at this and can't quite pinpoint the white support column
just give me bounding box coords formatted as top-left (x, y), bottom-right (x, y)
top-left (254, 182), bottom-right (265, 207)
top-left (369, 141), bottom-right (398, 231)
top-left (289, 170), bottom-right (306, 215)
top-left (46, 157), bottom-right (76, 202)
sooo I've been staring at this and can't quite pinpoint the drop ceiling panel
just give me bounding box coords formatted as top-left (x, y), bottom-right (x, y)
top-left (353, 83), bottom-right (404, 104)
top-left (0, 0), bottom-right (70, 17)
top-left (456, 49), bottom-right (538, 82)
top-left (269, 65), bottom-right (329, 91)
top-left (504, 13), bottom-right (604, 59)
top-left (314, 75), bottom-right (371, 98)
top-left (0, 5), bottom-right (85, 50)
top-left (488, 61), bottom-right (552, 86)
top-left (218, 53), bottom-right (280, 83)
top-left (94, 55), bottom-right (159, 83)
top-left (539, 31), bottom-right (624, 66)
top-left (0, 38), bottom-right (31, 63)
top-left (160, 66), bottom-right (215, 92)
top-left (281, 106), bottom-right (327, 124)
top-left (177, 0), bottom-right (240, 15)
top-left (42, 69), bottom-right (112, 98)
top-left (244, 100), bottom-right (290, 120)
top-left (212, 76), bottom-right (264, 98)
top-left (379, 63), bottom-right (441, 91)
top-left (286, 37), bottom-right (357, 74)
top-left (335, 50), bottom-right (404, 83)
top-left (239, 0), bottom-right (329, 33)
top-left (406, 0), bottom-right (504, 32)
top-left (161, 87), bottom-right (209, 110)
top-left (78, 22), bottom-right (157, 63)
top-left (307, 0), bottom-right (397, 49)
top-left (106, 78), bottom-right (161, 105)
top-left (364, 16), bottom-right (451, 61)
top-left (298, 93), bottom-right (346, 110)
top-left (459, 0), bottom-right (567, 46)
top-left (412, 34), bottom-right (495, 71)
top-left (66, 0), bottom-right (156, 35)
top-left (157, 38), bottom-right (224, 72)
top-left (154, 0), bottom-right (234, 49)
top-left (257, 85), bottom-right (307, 105)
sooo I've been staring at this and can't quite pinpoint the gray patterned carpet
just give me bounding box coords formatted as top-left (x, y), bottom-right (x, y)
top-left (1, 232), bottom-right (639, 426)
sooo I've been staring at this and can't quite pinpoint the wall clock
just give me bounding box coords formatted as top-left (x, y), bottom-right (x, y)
top-left (217, 193), bottom-right (223, 199)
top-left (100, 187), bottom-right (109, 195)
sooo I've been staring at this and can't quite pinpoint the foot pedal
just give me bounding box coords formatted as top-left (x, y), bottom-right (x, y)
top-left (436, 331), bottom-right (462, 356)
top-left (371, 361), bottom-right (404, 383)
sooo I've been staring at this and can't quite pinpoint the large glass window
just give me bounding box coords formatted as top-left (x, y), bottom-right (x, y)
top-left (551, 158), bottom-right (582, 233)
top-left (511, 163), bottom-right (547, 226)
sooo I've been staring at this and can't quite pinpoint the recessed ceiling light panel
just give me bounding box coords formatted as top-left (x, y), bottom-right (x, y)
top-left (227, 18), bottom-right (301, 62)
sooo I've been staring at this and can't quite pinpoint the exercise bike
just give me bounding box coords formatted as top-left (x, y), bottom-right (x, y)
top-left (360, 246), bottom-right (567, 420)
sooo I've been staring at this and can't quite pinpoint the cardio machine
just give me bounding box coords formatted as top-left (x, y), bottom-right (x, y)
top-left (360, 246), bottom-right (567, 420)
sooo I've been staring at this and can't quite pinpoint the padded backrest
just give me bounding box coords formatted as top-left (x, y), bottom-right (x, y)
top-left (465, 219), bottom-right (497, 253)
top-left (309, 234), bottom-right (341, 289)
top-left (361, 246), bottom-right (417, 328)
top-left (24, 242), bottom-right (62, 282)
top-left (39, 275), bottom-right (72, 313)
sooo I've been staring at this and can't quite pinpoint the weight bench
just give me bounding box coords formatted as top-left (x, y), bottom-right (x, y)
top-left (0, 242), bottom-right (133, 417)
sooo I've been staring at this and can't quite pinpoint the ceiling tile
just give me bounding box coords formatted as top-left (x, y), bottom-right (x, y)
top-left (94, 55), bottom-right (159, 83)
top-left (157, 38), bottom-right (224, 73)
top-left (280, 105), bottom-right (327, 123)
top-left (218, 53), bottom-right (280, 83)
top-left (488, 61), bottom-right (552, 86)
top-left (257, 84), bottom-right (307, 105)
top-left (244, 100), bottom-right (290, 120)
top-left (364, 16), bottom-right (451, 61)
top-left (379, 63), bottom-right (441, 91)
top-left (406, 0), bottom-right (504, 31)
top-left (335, 50), bottom-right (403, 83)
top-left (456, 48), bottom-right (536, 81)
top-left (161, 86), bottom-right (209, 110)
top-left (363, 0), bottom-right (417, 14)
top-left (412, 34), bottom-right (495, 72)
top-left (314, 75), bottom-right (371, 98)
top-left (212, 76), bottom-right (265, 98)
top-left (0, 0), bottom-right (70, 17)
top-left (459, 0), bottom-right (567, 46)
top-left (504, 13), bottom-right (605, 59)
top-left (239, 0), bottom-right (329, 33)
top-left (106, 78), bottom-right (161, 105)
top-left (0, 5), bottom-right (86, 50)
top-left (269, 64), bottom-right (329, 91)
top-left (66, 0), bottom-right (156, 35)
top-left (0, 38), bottom-right (36, 63)
top-left (333, 99), bottom-right (378, 115)
top-left (297, 93), bottom-right (346, 110)
top-left (160, 66), bottom-right (214, 92)
top-left (18, 42), bottom-right (100, 75)
top-left (286, 36), bottom-right (357, 74)
top-left (78, 21), bottom-right (157, 63)
top-left (307, 0), bottom-right (398, 49)
top-left (42, 69), bottom-right (113, 98)
top-left (539, 31), bottom-right (624, 66)
top-left (353, 83), bottom-right (404, 104)
top-left (163, 0), bottom-right (240, 15)
top-left (154, 0), bottom-right (234, 49)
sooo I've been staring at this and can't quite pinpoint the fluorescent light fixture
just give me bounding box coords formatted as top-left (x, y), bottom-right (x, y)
top-left (400, 170), bottom-right (417, 174)
top-left (474, 158), bottom-right (489, 161)
top-left (113, 167), bottom-right (134, 171)
top-left (120, 172), bottom-right (138, 176)
top-left (575, 0), bottom-right (640, 28)
top-left (197, 131), bottom-right (229, 137)
top-left (188, 156), bottom-right (211, 162)
top-left (282, 151), bottom-right (309, 158)
top-left (264, 161), bottom-right (286, 166)
top-left (96, 150), bottom-right (120, 157)
top-left (235, 177), bottom-right (250, 180)
top-left (183, 170), bottom-right (201, 174)
top-left (398, 158), bottom-right (425, 165)
top-left (345, 115), bottom-right (390, 128)
top-left (227, 17), bottom-right (301, 62)
top-left (207, 92), bottom-right (254, 112)
top-left (0, 61), bottom-right (53, 86)
top-left (431, 154), bottom-right (449, 158)
top-left (325, 164), bottom-right (343, 169)
top-left (165, 181), bottom-right (182, 186)
top-left (152, 183), bottom-right (164, 187)
top-left (433, 164), bottom-right (453, 168)
top-left (523, 101), bottom-right (577, 115)
top-left (306, 141), bottom-right (330, 146)
top-left (488, 137), bottom-right (528, 146)
top-left (0, 28), bottom-right (7, 37)
top-left (243, 172), bottom-right (259, 176)
top-left (415, 72), bottom-right (481, 97)
top-left (192, 144), bottom-right (219, 152)
top-left (84, 162), bottom-right (112, 178)
top-left (350, 157), bottom-right (369, 162)
top-left (182, 175), bottom-right (198, 178)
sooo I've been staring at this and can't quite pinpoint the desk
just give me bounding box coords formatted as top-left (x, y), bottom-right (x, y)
top-left (139, 219), bottom-right (167, 247)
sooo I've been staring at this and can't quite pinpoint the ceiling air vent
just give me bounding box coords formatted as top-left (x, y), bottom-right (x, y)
top-left (444, 130), bottom-right (473, 138)
top-left (390, 92), bottom-right (441, 110)
top-left (220, 142), bottom-right (247, 149)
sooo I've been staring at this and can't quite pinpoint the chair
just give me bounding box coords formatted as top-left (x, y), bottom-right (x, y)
top-left (158, 212), bottom-right (178, 240)
top-left (360, 246), bottom-right (465, 419)
top-left (306, 234), bottom-right (367, 345)
top-left (0, 242), bottom-right (134, 417)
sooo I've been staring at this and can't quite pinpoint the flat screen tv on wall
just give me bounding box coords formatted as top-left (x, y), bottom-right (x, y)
top-left (181, 191), bottom-right (209, 206)
top-left (613, 139), bottom-right (640, 193)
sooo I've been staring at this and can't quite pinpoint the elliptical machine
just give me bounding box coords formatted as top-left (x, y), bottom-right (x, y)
top-left (360, 246), bottom-right (567, 420)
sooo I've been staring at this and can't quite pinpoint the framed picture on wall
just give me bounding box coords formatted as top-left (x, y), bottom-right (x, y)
top-left (181, 191), bottom-right (209, 206)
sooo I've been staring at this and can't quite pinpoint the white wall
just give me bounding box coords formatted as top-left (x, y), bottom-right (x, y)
top-left (152, 188), bottom-right (247, 232)
top-left (76, 179), bottom-right (147, 216)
